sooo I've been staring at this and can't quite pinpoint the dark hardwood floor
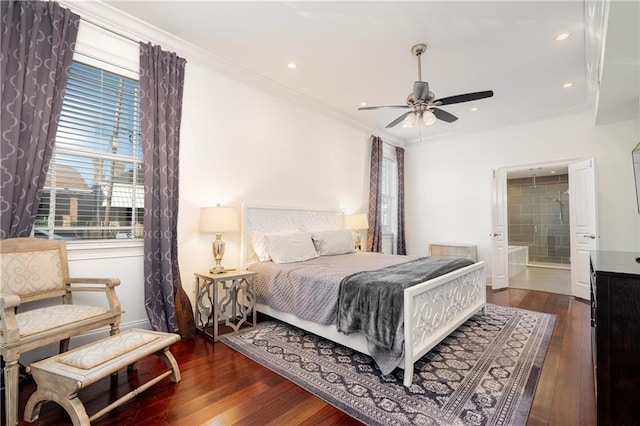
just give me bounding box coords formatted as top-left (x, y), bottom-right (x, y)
top-left (4, 288), bottom-right (595, 425)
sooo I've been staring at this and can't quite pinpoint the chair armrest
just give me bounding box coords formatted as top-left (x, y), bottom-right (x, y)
top-left (0, 293), bottom-right (22, 345)
top-left (65, 278), bottom-right (122, 314)
top-left (0, 293), bottom-right (21, 310)
top-left (68, 277), bottom-right (120, 288)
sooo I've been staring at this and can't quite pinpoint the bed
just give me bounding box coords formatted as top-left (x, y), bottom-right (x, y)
top-left (240, 205), bottom-right (486, 387)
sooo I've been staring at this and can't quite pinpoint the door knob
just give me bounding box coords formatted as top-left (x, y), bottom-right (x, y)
top-left (583, 234), bottom-right (596, 239)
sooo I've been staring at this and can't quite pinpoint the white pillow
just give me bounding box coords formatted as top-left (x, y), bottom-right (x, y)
top-left (264, 232), bottom-right (319, 264)
top-left (250, 231), bottom-right (271, 262)
top-left (311, 229), bottom-right (355, 256)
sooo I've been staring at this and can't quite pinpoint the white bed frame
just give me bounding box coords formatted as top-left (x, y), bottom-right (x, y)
top-left (240, 204), bottom-right (486, 387)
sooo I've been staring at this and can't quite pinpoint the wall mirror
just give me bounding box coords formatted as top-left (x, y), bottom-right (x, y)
top-left (634, 142), bottom-right (640, 213)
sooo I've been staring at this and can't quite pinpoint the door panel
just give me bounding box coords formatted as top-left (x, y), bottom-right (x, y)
top-left (569, 159), bottom-right (598, 300)
top-left (492, 169), bottom-right (508, 290)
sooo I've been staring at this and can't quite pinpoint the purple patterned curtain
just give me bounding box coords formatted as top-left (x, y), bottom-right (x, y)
top-left (396, 146), bottom-right (407, 255)
top-left (139, 43), bottom-right (186, 332)
top-left (367, 135), bottom-right (383, 252)
top-left (0, 1), bottom-right (79, 239)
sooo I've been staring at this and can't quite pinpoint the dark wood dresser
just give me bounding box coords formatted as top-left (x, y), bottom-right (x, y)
top-left (590, 250), bottom-right (640, 425)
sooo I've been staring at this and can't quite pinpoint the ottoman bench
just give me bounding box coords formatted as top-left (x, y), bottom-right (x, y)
top-left (24, 329), bottom-right (181, 425)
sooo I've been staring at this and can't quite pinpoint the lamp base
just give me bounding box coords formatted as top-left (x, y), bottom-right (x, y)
top-left (210, 236), bottom-right (227, 274)
top-left (209, 265), bottom-right (227, 274)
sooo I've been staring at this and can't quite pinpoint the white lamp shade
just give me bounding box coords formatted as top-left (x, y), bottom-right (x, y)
top-left (199, 206), bottom-right (238, 233)
top-left (344, 213), bottom-right (368, 230)
top-left (423, 110), bottom-right (437, 126)
top-left (401, 112), bottom-right (416, 128)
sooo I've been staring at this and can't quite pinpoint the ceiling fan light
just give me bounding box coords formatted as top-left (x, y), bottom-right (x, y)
top-left (422, 110), bottom-right (437, 126)
top-left (401, 113), bottom-right (416, 128)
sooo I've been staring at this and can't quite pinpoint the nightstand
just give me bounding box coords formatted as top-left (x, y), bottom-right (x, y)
top-left (194, 270), bottom-right (258, 341)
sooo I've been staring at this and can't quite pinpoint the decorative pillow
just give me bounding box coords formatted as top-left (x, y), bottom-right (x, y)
top-left (311, 229), bottom-right (355, 256)
top-left (264, 232), bottom-right (319, 264)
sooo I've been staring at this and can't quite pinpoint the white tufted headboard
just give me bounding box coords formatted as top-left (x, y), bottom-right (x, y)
top-left (240, 204), bottom-right (344, 268)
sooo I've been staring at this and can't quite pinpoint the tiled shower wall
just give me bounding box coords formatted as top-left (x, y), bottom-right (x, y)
top-left (507, 175), bottom-right (570, 265)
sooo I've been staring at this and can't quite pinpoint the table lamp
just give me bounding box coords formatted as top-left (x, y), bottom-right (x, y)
top-left (199, 205), bottom-right (238, 273)
top-left (344, 213), bottom-right (369, 251)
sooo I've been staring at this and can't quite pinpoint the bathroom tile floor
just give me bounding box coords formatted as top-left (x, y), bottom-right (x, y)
top-left (508, 266), bottom-right (571, 295)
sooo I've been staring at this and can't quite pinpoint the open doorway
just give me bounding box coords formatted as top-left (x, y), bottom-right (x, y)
top-left (492, 159), bottom-right (597, 298)
top-left (507, 169), bottom-right (571, 294)
top-left (494, 162), bottom-right (574, 295)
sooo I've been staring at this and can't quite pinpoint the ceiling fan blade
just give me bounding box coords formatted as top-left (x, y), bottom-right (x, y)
top-left (412, 81), bottom-right (429, 102)
top-left (434, 90), bottom-right (494, 106)
top-left (431, 107), bottom-right (458, 123)
top-left (358, 105), bottom-right (409, 111)
top-left (385, 111), bottom-right (414, 128)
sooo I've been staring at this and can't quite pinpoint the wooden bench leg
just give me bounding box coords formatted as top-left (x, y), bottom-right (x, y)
top-left (4, 358), bottom-right (20, 426)
top-left (24, 390), bottom-right (89, 426)
top-left (157, 348), bottom-right (181, 383)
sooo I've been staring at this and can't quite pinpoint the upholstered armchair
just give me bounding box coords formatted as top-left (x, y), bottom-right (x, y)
top-left (0, 238), bottom-right (122, 426)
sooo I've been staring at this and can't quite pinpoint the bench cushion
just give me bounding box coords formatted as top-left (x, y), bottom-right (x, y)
top-left (57, 330), bottom-right (161, 370)
top-left (16, 305), bottom-right (109, 337)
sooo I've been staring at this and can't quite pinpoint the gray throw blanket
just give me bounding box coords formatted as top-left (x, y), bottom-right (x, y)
top-left (336, 256), bottom-right (474, 352)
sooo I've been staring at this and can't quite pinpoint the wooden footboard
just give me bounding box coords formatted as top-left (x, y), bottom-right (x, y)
top-left (402, 261), bottom-right (486, 386)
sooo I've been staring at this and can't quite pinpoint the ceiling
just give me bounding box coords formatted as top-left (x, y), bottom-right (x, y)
top-left (102, 1), bottom-right (638, 145)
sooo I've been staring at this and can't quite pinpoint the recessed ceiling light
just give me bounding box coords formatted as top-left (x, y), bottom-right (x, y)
top-left (287, 62), bottom-right (297, 69)
top-left (550, 170), bottom-right (557, 174)
top-left (555, 33), bottom-right (570, 41)
top-left (470, 107), bottom-right (479, 112)
top-left (563, 82), bottom-right (574, 88)
top-left (360, 102), bottom-right (368, 106)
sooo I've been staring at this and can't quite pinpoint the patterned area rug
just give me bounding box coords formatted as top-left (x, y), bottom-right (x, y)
top-left (220, 304), bottom-right (555, 426)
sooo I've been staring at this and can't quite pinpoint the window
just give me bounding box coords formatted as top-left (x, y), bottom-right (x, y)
top-left (34, 61), bottom-right (143, 241)
top-left (380, 156), bottom-right (397, 234)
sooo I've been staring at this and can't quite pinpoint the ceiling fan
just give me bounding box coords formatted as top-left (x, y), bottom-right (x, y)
top-left (358, 43), bottom-right (494, 129)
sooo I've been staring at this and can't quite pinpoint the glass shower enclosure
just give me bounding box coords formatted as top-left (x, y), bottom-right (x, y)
top-left (507, 174), bottom-right (570, 267)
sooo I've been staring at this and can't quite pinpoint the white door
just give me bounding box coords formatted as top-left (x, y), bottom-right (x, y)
top-left (569, 159), bottom-right (598, 300)
top-left (492, 169), bottom-right (509, 290)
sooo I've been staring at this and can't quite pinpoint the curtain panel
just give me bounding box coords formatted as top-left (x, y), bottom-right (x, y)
top-left (396, 146), bottom-right (407, 255)
top-left (139, 42), bottom-right (186, 332)
top-left (367, 135), bottom-right (383, 252)
top-left (0, 1), bottom-right (79, 239)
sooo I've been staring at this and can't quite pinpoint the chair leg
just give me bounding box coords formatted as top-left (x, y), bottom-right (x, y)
top-left (109, 322), bottom-right (121, 336)
top-left (4, 359), bottom-right (20, 426)
top-left (59, 338), bottom-right (70, 353)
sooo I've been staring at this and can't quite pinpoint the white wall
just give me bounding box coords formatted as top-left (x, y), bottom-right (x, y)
top-left (177, 62), bottom-right (371, 299)
top-left (404, 112), bottom-right (640, 280)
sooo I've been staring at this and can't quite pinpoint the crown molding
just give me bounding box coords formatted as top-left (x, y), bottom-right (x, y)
top-left (60, 1), bottom-right (404, 146)
top-left (404, 105), bottom-right (594, 146)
